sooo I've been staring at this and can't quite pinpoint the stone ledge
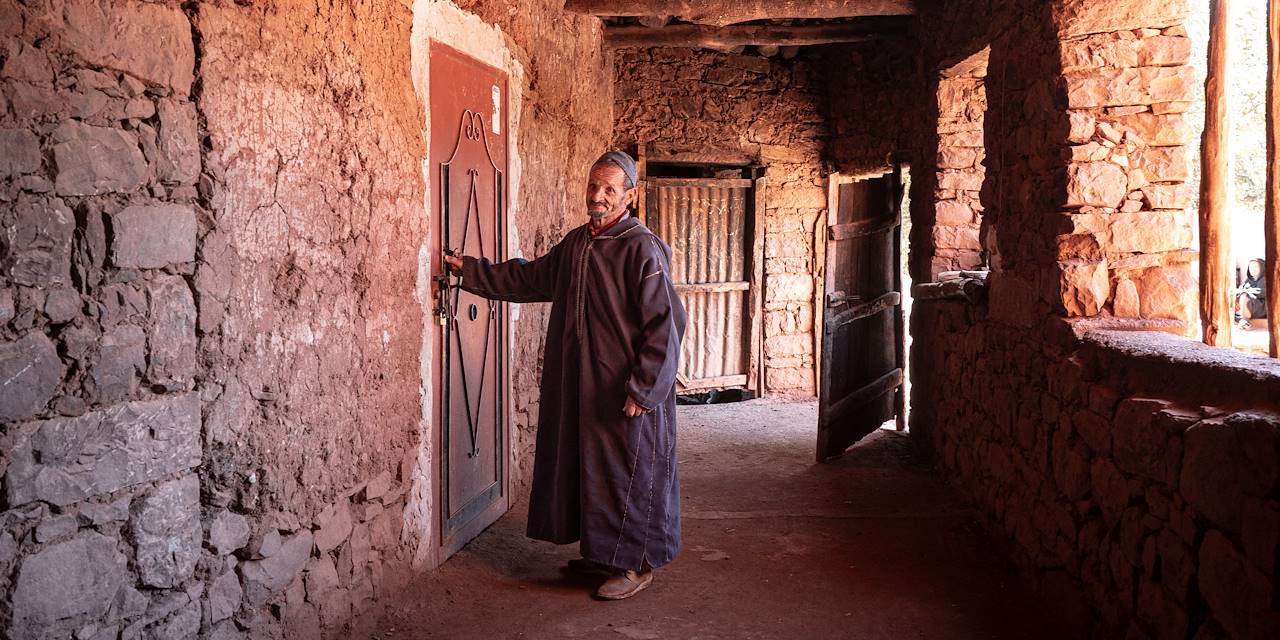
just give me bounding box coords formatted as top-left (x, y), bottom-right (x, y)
top-left (1082, 330), bottom-right (1280, 410)
top-left (912, 276), bottom-right (988, 303)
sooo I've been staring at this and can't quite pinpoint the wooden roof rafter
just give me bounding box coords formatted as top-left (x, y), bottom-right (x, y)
top-left (605, 21), bottom-right (907, 48)
top-left (565, 0), bottom-right (917, 27)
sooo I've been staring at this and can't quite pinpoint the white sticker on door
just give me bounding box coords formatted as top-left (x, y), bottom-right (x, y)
top-left (491, 85), bottom-right (501, 134)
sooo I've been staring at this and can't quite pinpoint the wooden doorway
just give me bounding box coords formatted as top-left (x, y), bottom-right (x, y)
top-left (429, 42), bottom-right (509, 559)
top-left (816, 170), bottom-right (905, 462)
top-left (642, 164), bottom-right (765, 396)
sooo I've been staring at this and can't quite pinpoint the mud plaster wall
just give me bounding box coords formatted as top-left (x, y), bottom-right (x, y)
top-left (911, 1), bottom-right (1279, 638)
top-left (196, 1), bottom-right (426, 637)
top-left (612, 48), bottom-right (829, 396)
top-left (0, 0), bottom-right (612, 638)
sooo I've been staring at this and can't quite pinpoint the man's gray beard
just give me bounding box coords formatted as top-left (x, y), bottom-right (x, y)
top-left (589, 209), bottom-right (608, 221)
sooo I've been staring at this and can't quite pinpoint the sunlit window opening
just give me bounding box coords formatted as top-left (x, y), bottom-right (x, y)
top-left (1186, 0), bottom-right (1272, 355)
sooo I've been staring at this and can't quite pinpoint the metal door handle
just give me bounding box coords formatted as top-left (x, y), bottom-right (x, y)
top-left (826, 291), bottom-right (862, 307)
top-left (434, 272), bottom-right (452, 326)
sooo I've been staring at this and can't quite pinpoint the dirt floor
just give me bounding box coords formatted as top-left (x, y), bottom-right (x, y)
top-left (368, 400), bottom-right (1071, 640)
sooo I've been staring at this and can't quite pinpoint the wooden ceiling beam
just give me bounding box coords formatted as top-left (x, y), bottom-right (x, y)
top-left (566, 0), bottom-right (915, 27)
top-left (604, 23), bottom-right (896, 48)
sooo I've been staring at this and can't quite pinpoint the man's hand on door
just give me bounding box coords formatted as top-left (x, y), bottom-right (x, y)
top-left (623, 396), bottom-right (649, 418)
top-left (443, 254), bottom-right (463, 275)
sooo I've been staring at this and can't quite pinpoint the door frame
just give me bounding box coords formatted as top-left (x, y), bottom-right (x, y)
top-left (428, 40), bottom-right (512, 563)
top-left (635, 152), bottom-right (766, 397)
top-left (818, 170), bottom-right (907, 410)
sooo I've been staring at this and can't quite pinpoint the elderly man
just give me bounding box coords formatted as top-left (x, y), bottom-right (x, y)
top-left (443, 151), bottom-right (686, 600)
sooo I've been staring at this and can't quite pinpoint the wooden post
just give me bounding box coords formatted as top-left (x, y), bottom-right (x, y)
top-left (635, 142), bottom-right (647, 225)
top-left (1268, 0), bottom-right (1280, 357)
top-left (1200, 0), bottom-right (1233, 347)
top-left (749, 177), bottom-right (766, 396)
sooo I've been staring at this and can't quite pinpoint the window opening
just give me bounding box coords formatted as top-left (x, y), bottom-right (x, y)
top-left (1187, 0), bottom-right (1275, 356)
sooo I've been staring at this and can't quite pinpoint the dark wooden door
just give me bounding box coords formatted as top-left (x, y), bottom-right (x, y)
top-left (646, 177), bottom-right (764, 394)
top-left (430, 42), bottom-right (508, 558)
top-left (816, 170), bottom-right (904, 462)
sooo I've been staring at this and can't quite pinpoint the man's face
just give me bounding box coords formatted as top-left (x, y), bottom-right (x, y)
top-left (586, 163), bottom-right (635, 221)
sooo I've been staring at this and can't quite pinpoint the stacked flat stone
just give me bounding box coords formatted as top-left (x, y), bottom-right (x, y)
top-left (1059, 24), bottom-right (1198, 324)
top-left (932, 56), bottom-right (988, 277)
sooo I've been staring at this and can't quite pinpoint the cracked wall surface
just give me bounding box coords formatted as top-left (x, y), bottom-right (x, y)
top-left (194, 1), bottom-right (427, 636)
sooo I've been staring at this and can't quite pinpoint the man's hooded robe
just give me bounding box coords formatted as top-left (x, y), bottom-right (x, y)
top-left (460, 215), bottom-right (686, 570)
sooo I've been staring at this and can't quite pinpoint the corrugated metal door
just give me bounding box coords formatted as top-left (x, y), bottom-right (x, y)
top-left (646, 177), bottom-right (762, 393)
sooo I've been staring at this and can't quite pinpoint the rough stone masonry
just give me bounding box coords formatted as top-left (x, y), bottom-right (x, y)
top-left (612, 43), bottom-right (917, 396)
top-left (907, 1), bottom-right (1280, 639)
top-left (1, 1), bottom-right (210, 638)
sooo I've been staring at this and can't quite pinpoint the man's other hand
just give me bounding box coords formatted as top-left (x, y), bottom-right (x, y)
top-left (443, 254), bottom-right (463, 275)
top-left (623, 396), bottom-right (649, 417)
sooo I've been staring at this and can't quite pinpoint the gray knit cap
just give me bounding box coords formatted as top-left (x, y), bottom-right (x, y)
top-left (593, 150), bottom-right (638, 189)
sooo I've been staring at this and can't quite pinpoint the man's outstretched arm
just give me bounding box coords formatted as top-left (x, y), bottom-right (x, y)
top-left (444, 245), bottom-right (560, 304)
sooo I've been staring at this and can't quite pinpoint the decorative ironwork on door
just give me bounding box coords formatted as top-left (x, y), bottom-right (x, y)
top-left (440, 109), bottom-right (503, 461)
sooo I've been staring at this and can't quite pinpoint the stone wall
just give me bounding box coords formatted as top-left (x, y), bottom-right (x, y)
top-left (903, 1), bottom-right (1022, 286)
top-left (1, 1), bottom-right (208, 638)
top-left (910, 0), bottom-right (1279, 638)
top-left (1056, 19), bottom-right (1199, 324)
top-left (915, 300), bottom-right (1280, 639)
top-left (0, 0), bottom-right (612, 638)
top-left (819, 41), bottom-right (917, 177)
top-left (930, 52), bottom-right (988, 278)
top-left (612, 43), bottom-right (919, 396)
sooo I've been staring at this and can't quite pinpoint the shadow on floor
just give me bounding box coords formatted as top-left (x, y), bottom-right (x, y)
top-left (370, 399), bottom-right (1071, 640)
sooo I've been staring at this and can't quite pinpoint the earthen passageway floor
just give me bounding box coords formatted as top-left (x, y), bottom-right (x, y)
top-left (372, 400), bottom-right (1069, 639)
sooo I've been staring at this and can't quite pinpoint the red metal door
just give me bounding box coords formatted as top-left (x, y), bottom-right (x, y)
top-left (816, 169), bottom-right (905, 461)
top-left (430, 43), bottom-right (508, 558)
